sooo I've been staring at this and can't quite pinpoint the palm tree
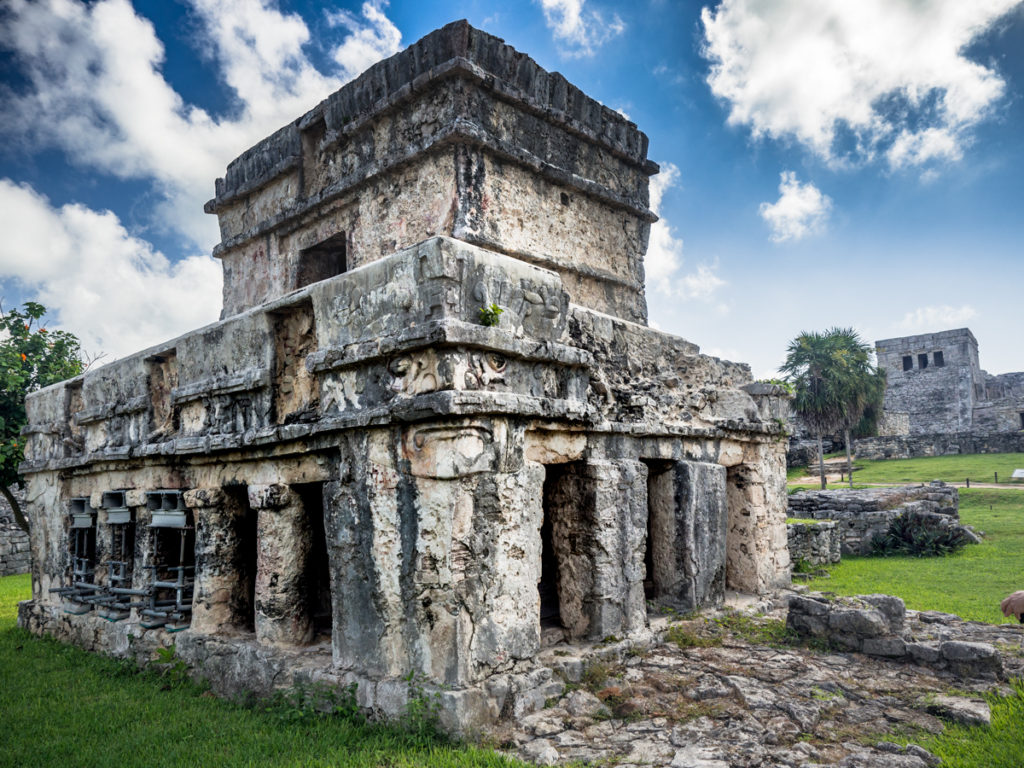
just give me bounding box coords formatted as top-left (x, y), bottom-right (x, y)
top-left (782, 328), bottom-right (884, 490)
top-left (828, 329), bottom-right (886, 489)
top-left (782, 331), bottom-right (845, 489)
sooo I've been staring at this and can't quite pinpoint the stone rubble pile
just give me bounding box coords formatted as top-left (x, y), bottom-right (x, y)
top-left (787, 594), bottom-right (1007, 680)
top-left (786, 521), bottom-right (840, 567)
top-left (495, 597), bottom-right (1023, 767)
top-left (786, 483), bottom-right (978, 556)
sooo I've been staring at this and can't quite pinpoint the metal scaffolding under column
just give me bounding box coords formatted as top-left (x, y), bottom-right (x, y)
top-left (94, 490), bottom-right (140, 622)
top-left (140, 490), bottom-right (195, 632)
top-left (48, 498), bottom-right (99, 614)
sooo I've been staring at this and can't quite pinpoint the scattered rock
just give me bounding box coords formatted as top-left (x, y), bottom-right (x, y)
top-left (924, 694), bottom-right (991, 726)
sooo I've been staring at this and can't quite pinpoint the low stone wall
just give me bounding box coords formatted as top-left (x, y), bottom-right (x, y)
top-left (857, 431), bottom-right (1024, 461)
top-left (787, 520), bottom-right (841, 566)
top-left (788, 594), bottom-right (1004, 680)
top-left (0, 489), bottom-right (30, 577)
top-left (787, 483), bottom-right (959, 555)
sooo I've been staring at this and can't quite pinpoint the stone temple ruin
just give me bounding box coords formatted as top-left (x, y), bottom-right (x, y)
top-left (858, 328), bottom-right (1024, 460)
top-left (18, 22), bottom-right (790, 728)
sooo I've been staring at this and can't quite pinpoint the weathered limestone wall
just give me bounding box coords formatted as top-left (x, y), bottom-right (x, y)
top-left (0, 488), bottom-right (30, 576)
top-left (207, 21), bottom-right (655, 323)
top-left (856, 432), bottom-right (1024, 461)
top-left (786, 520), bottom-right (840, 566)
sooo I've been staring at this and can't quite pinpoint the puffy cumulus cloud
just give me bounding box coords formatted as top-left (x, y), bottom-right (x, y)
top-left (0, 0), bottom-right (402, 252)
top-left (646, 163), bottom-right (725, 300)
top-left (898, 304), bottom-right (978, 332)
top-left (759, 172), bottom-right (832, 243)
top-left (701, 0), bottom-right (1021, 169)
top-left (0, 180), bottom-right (222, 361)
top-left (326, 1), bottom-right (403, 80)
top-left (538, 0), bottom-right (625, 58)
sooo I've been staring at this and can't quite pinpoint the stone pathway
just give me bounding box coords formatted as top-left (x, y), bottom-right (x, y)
top-left (491, 596), bottom-right (1024, 767)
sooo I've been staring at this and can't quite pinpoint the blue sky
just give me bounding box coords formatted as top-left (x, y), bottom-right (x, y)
top-left (1, 0), bottom-right (1022, 378)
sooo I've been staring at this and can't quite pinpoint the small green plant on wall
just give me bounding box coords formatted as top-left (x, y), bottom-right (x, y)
top-left (478, 303), bottom-right (503, 327)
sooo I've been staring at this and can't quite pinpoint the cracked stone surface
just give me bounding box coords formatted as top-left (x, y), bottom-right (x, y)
top-left (494, 599), bottom-right (1022, 767)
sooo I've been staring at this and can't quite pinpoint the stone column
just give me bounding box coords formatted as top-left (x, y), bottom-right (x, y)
top-left (725, 442), bottom-right (790, 593)
top-left (248, 483), bottom-right (313, 646)
top-left (548, 459), bottom-right (648, 642)
top-left (184, 488), bottom-right (243, 634)
top-left (648, 461), bottom-right (728, 611)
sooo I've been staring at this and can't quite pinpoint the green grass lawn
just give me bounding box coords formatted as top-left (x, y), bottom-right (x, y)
top-left (806, 489), bottom-right (1023, 623)
top-left (801, 483), bottom-right (1024, 766)
top-left (790, 452), bottom-right (1024, 486)
top-left (853, 453), bottom-right (1024, 486)
top-left (0, 574), bottom-right (515, 768)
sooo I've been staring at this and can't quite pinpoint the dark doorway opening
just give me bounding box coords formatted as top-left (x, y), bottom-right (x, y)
top-left (902, 356), bottom-right (913, 371)
top-left (295, 482), bottom-right (332, 637)
top-left (918, 353), bottom-right (929, 370)
top-left (539, 465), bottom-right (568, 639)
top-left (642, 460), bottom-right (675, 602)
top-left (224, 485), bottom-right (258, 632)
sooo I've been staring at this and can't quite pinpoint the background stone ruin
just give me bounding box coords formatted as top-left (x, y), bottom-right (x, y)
top-left (17, 21), bottom-right (790, 729)
top-left (859, 328), bottom-right (1024, 460)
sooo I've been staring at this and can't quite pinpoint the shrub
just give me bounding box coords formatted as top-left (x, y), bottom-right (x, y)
top-left (870, 512), bottom-right (969, 557)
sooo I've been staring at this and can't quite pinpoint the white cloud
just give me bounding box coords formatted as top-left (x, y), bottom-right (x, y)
top-left (0, 180), bottom-right (222, 360)
top-left (759, 171), bottom-right (832, 243)
top-left (898, 304), bottom-right (978, 332)
top-left (326, 1), bottom-right (403, 80)
top-left (701, 0), bottom-right (1021, 169)
top-left (0, 0), bottom-right (402, 252)
top-left (0, 0), bottom-right (402, 354)
top-left (646, 163), bottom-right (725, 300)
top-left (538, 0), bottom-right (625, 57)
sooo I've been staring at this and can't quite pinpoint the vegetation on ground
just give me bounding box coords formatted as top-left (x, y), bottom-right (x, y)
top-left (869, 513), bottom-right (970, 557)
top-left (0, 573), bottom-right (517, 768)
top-left (788, 452), bottom-right (1024, 487)
top-left (913, 679), bottom-right (1024, 768)
top-left (852, 453), bottom-right (1024, 486)
top-left (807, 489), bottom-right (1022, 624)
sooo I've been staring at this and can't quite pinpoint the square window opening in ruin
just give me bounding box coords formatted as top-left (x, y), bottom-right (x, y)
top-left (293, 482), bottom-right (333, 637)
top-left (538, 461), bottom-right (590, 646)
top-left (223, 485), bottom-right (259, 633)
top-left (143, 492), bottom-right (195, 632)
top-left (902, 356), bottom-right (913, 371)
top-left (918, 353), bottom-right (929, 370)
top-left (1019, 412), bottom-right (1024, 430)
top-left (933, 351), bottom-right (945, 367)
top-left (641, 460), bottom-right (676, 602)
top-left (296, 232), bottom-right (347, 290)
top-left (272, 302), bottom-right (319, 425)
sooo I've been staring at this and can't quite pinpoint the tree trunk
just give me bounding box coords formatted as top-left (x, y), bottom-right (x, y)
top-left (844, 428), bottom-right (853, 489)
top-left (1, 483), bottom-right (29, 534)
top-left (817, 433), bottom-right (826, 490)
